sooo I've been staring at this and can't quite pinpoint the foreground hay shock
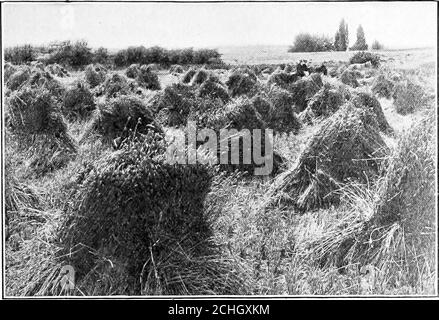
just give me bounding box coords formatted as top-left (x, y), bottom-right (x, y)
top-left (58, 140), bottom-right (251, 295)
top-left (302, 112), bottom-right (436, 292)
top-left (267, 103), bottom-right (389, 213)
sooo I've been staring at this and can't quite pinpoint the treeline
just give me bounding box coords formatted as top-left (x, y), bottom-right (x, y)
top-left (289, 19), bottom-right (383, 53)
top-left (4, 40), bottom-right (223, 68)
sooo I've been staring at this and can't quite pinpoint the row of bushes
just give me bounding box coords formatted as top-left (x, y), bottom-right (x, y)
top-left (5, 41), bottom-right (223, 69)
top-left (113, 46), bottom-right (222, 67)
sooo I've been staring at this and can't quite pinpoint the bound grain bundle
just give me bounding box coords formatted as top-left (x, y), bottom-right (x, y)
top-left (125, 64), bottom-right (140, 79)
top-left (182, 68), bottom-right (197, 84)
top-left (393, 78), bottom-right (426, 115)
top-left (340, 69), bottom-right (360, 88)
top-left (27, 69), bottom-right (66, 102)
top-left (262, 86), bottom-right (302, 134)
top-left (6, 87), bottom-right (76, 176)
top-left (190, 68), bottom-right (211, 86)
top-left (84, 64), bottom-right (107, 88)
top-left (62, 80), bottom-right (95, 120)
top-left (82, 94), bottom-right (163, 146)
top-left (351, 91), bottom-right (393, 134)
top-left (299, 83), bottom-right (345, 124)
top-left (305, 112), bottom-right (435, 284)
top-left (58, 140), bottom-right (250, 295)
top-left (225, 67), bottom-right (258, 97)
top-left (371, 73), bottom-right (394, 99)
top-left (290, 73), bottom-right (323, 112)
top-left (150, 83), bottom-right (198, 127)
top-left (170, 64), bottom-right (184, 74)
top-left (99, 72), bottom-right (131, 97)
top-left (267, 71), bottom-right (300, 91)
top-left (267, 103), bottom-right (389, 213)
top-left (6, 66), bottom-right (31, 91)
top-left (46, 63), bottom-right (69, 77)
top-left (136, 65), bottom-right (161, 90)
top-left (197, 76), bottom-right (230, 103)
top-left (4, 62), bottom-right (18, 82)
top-left (206, 96), bottom-right (284, 175)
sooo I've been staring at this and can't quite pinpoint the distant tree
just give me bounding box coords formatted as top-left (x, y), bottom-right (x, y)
top-left (4, 44), bottom-right (36, 64)
top-left (371, 40), bottom-right (384, 50)
top-left (334, 19), bottom-right (349, 51)
top-left (289, 33), bottom-right (334, 52)
top-left (350, 25), bottom-right (368, 51)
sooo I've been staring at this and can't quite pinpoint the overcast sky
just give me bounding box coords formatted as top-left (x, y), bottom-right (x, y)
top-left (2, 1), bottom-right (437, 50)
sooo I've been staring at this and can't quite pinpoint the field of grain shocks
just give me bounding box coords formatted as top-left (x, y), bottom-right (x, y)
top-left (4, 47), bottom-right (436, 296)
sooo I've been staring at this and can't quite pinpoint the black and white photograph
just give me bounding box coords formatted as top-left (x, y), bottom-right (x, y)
top-left (1, 0), bottom-right (437, 300)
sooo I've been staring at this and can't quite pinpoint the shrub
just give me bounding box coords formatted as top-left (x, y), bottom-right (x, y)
top-left (84, 64), bottom-right (107, 88)
top-left (349, 51), bottom-right (380, 67)
top-left (225, 68), bottom-right (258, 97)
top-left (266, 103), bottom-right (389, 213)
top-left (92, 47), bottom-right (109, 65)
top-left (136, 65), bottom-right (161, 90)
top-left (393, 78), bottom-right (426, 115)
top-left (4, 45), bottom-right (36, 64)
top-left (371, 40), bottom-right (384, 50)
top-left (62, 80), bottom-right (95, 120)
top-left (47, 40), bottom-right (92, 68)
top-left (289, 33), bottom-right (335, 52)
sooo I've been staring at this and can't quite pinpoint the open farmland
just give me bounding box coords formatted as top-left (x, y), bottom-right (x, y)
top-left (3, 45), bottom-right (437, 296)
